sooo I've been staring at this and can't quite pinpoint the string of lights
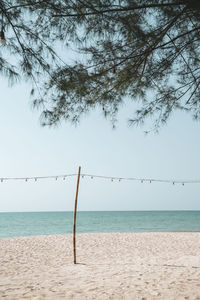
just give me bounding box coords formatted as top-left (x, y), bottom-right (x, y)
top-left (81, 174), bottom-right (200, 185)
top-left (0, 172), bottom-right (200, 185)
top-left (0, 174), bottom-right (77, 183)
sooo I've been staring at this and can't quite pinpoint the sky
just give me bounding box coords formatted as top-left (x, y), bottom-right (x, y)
top-left (0, 76), bottom-right (200, 212)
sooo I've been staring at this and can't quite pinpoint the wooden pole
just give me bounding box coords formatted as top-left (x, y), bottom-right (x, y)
top-left (73, 166), bottom-right (81, 264)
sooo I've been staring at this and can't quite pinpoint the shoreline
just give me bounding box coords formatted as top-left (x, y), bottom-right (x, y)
top-left (1, 230), bottom-right (200, 240)
top-left (1, 232), bottom-right (200, 299)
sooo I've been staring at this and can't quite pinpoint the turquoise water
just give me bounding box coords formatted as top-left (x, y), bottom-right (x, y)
top-left (0, 211), bottom-right (200, 238)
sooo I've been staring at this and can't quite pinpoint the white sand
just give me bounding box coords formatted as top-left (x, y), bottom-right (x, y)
top-left (0, 232), bottom-right (200, 299)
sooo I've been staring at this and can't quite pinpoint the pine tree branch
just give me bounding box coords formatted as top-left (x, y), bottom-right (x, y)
top-left (157, 26), bottom-right (200, 50)
top-left (52, 2), bottom-right (186, 18)
top-left (5, 0), bottom-right (50, 11)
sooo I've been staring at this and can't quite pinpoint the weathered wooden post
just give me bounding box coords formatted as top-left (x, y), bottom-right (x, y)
top-left (73, 166), bottom-right (81, 264)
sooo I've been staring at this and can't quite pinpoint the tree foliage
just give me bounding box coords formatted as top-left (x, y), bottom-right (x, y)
top-left (1, 0), bottom-right (200, 130)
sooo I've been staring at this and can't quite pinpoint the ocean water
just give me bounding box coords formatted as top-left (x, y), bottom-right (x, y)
top-left (0, 211), bottom-right (200, 238)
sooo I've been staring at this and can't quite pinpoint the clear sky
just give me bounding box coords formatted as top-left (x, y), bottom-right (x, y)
top-left (0, 76), bottom-right (200, 212)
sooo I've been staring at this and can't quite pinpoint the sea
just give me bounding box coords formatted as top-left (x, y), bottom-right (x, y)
top-left (0, 211), bottom-right (200, 238)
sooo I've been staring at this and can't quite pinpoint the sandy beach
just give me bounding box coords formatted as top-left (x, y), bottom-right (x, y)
top-left (0, 232), bottom-right (200, 299)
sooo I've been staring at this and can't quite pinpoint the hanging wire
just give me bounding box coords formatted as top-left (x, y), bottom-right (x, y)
top-left (80, 174), bottom-right (200, 185)
top-left (0, 172), bottom-right (199, 185)
top-left (0, 174), bottom-right (77, 182)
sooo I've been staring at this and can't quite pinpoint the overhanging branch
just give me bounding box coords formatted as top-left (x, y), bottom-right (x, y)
top-left (52, 2), bottom-right (186, 18)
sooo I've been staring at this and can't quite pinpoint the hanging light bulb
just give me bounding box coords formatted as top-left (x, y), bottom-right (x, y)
top-left (1, 178), bottom-right (3, 183)
top-left (1, 29), bottom-right (6, 45)
top-left (63, 177), bottom-right (66, 180)
top-left (35, 178), bottom-right (37, 182)
top-left (141, 180), bottom-right (143, 183)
